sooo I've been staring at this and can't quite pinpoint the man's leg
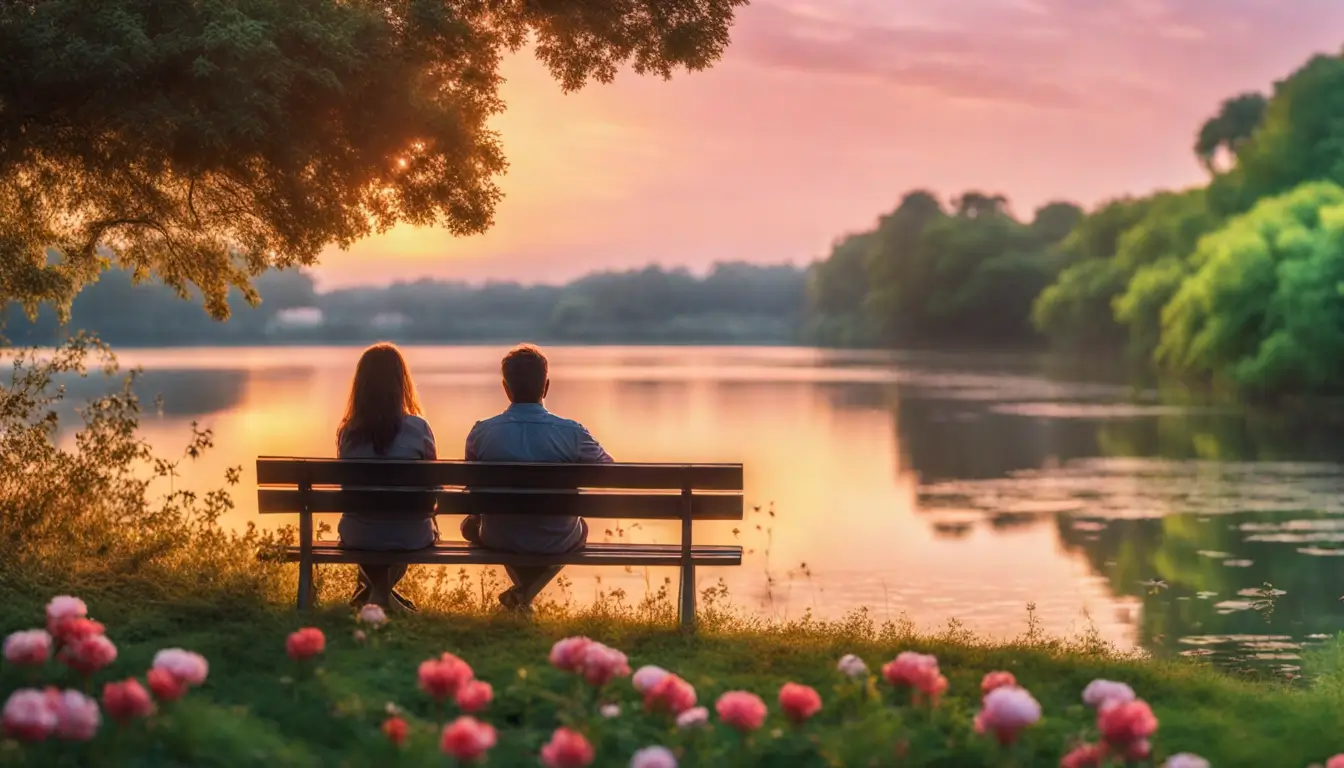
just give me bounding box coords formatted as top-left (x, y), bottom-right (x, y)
top-left (502, 519), bottom-right (588, 605)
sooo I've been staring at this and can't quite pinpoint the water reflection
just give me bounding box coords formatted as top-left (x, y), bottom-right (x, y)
top-left (64, 345), bottom-right (1344, 671)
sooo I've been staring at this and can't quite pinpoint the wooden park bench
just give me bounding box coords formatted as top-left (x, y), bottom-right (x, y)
top-left (255, 457), bottom-right (745, 629)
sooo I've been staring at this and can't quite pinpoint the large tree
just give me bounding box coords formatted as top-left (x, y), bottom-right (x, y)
top-left (0, 0), bottom-right (746, 318)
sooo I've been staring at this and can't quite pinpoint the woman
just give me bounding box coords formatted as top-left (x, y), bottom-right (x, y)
top-left (337, 343), bottom-right (437, 610)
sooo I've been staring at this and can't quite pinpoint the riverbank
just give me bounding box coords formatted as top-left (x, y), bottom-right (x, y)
top-left (3, 575), bottom-right (1343, 767)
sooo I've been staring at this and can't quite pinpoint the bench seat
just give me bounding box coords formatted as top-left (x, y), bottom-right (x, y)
top-left (284, 541), bottom-right (743, 567)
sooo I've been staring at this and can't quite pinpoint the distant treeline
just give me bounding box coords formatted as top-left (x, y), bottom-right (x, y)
top-left (803, 50), bottom-right (1344, 398)
top-left (0, 262), bottom-right (807, 346)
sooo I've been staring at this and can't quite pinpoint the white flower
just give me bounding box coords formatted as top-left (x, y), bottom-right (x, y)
top-left (152, 649), bottom-right (209, 686)
top-left (674, 706), bottom-right (709, 730)
top-left (979, 686), bottom-right (1041, 731)
top-left (358, 603), bottom-right (387, 628)
top-left (600, 704), bottom-right (621, 719)
top-left (630, 745), bottom-right (677, 768)
top-left (1163, 754), bottom-right (1210, 768)
top-left (632, 665), bottom-right (669, 694)
top-left (1082, 679), bottom-right (1136, 710)
top-left (837, 654), bottom-right (868, 679)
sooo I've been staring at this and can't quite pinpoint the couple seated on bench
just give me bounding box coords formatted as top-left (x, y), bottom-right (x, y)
top-left (336, 342), bottom-right (611, 612)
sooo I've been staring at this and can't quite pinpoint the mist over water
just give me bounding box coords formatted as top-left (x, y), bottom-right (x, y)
top-left (91, 345), bottom-right (1344, 674)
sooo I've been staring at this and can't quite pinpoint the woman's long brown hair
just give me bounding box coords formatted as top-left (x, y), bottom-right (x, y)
top-left (337, 343), bottom-right (424, 455)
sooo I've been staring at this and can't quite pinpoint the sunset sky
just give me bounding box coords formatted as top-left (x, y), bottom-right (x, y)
top-left (314, 0), bottom-right (1344, 289)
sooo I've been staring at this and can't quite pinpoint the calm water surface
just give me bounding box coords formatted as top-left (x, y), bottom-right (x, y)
top-left (95, 345), bottom-right (1344, 673)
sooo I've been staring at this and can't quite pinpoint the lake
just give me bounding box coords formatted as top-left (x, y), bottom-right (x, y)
top-left (89, 345), bottom-right (1344, 675)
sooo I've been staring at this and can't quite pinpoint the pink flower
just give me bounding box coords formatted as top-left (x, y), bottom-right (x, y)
top-left (632, 665), bottom-right (669, 693)
top-left (419, 653), bottom-right (474, 701)
top-left (455, 679), bottom-right (493, 714)
top-left (358, 603), bottom-right (388, 627)
top-left (440, 716), bottom-right (497, 763)
top-left (675, 706), bottom-right (709, 730)
top-left (644, 673), bottom-right (697, 716)
top-left (580, 643), bottom-right (630, 688)
top-left (715, 691), bottom-right (767, 733)
top-left (2, 689), bottom-right (58, 742)
top-left (973, 686), bottom-right (1041, 746)
top-left (1060, 743), bottom-right (1107, 768)
top-left (45, 596), bottom-right (88, 639)
top-left (549, 636), bottom-right (593, 673)
top-left (1097, 699), bottom-right (1158, 751)
top-left (882, 651), bottom-right (947, 706)
top-left (1163, 754), bottom-right (1210, 768)
top-left (3, 629), bottom-right (52, 666)
top-left (286, 628), bottom-right (326, 661)
top-left (630, 745), bottom-right (678, 768)
top-left (49, 689), bottom-right (101, 741)
top-left (102, 679), bottom-right (154, 723)
top-left (382, 716), bottom-right (408, 747)
top-left (147, 668), bottom-right (188, 702)
top-left (837, 654), bottom-right (868, 679)
top-left (778, 682), bottom-right (822, 724)
top-left (1325, 756), bottom-right (1344, 768)
top-left (59, 634), bottom-right (117, 677)
top-left (1082, 679), bottom-right (1135, 710)
top-left (540, 727), bottom-right (595, 768)
top-left (980, 671), bottom-right (1017, 698)
top-left (152, 649), bottom-right (209, 687)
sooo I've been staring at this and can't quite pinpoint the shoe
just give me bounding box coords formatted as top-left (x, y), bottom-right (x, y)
top-left (391, 590), bottom-right (418, 612)
top-left (498, 587), bottom-right (534, 616)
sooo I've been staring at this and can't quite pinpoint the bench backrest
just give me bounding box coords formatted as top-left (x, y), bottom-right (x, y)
top-left (255, 458), bottom-right (745, 521)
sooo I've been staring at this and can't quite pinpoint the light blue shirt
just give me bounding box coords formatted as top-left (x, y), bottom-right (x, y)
top-left (465, 402), bottom-right (612, 553)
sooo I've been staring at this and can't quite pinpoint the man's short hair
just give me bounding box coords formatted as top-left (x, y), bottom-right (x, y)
top-left (501, 344), bottom-right (548, 403)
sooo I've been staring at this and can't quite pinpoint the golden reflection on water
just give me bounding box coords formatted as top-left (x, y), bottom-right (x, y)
top-left (96, 345), bottom-right (1134, 646)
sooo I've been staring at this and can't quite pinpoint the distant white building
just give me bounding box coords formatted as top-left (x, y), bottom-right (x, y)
top-left (267, 307), bottom-right (325, 334)
top-left (370, 312), bottom-right (411, 332)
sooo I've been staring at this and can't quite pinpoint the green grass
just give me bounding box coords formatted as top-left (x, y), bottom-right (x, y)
top-left (4, 571), bottom-right (1344, 767)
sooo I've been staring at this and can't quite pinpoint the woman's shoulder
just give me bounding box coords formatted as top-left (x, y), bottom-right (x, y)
top-left (401, 413), bottom-right (434, 434)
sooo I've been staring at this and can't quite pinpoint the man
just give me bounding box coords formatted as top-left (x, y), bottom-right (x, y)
top-left (462, 344), bottom-right (612, 611)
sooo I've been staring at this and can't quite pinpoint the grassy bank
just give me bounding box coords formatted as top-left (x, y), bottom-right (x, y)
top-left (4, 341), bottom-right (1344, 766)
top-left (4, 575), bottom-right (1344, 767)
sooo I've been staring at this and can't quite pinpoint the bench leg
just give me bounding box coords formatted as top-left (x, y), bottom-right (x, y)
top-left (678, 562), bottom-right (696, 632)
top-left (297, 563), bottom-right (314, 611)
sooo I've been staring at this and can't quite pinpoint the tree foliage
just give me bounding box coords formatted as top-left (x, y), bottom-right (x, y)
top-left (0, 0), bottom-right (746, 318)
top-left (1157, 181), bottom-right (1344, 394)
top-left (803, 192), bottom-right (1077, 346)
top-left (1194, 92), bottom-right (1267, 174)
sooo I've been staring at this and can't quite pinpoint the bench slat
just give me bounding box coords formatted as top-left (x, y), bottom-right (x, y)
top-left (256, 458), bottom-right (743, 491)
top-left (256, 488), bottom-right (743, 520)
top-left (282, 541), bottom-right (743, 567)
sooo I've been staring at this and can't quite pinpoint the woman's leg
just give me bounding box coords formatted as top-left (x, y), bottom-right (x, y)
top-left (362, 564), bottom-right (393, 608)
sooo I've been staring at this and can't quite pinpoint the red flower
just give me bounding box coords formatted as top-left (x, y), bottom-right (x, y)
top-left (455, 679), bottom-right (493, 714)
top-left (2, 689), bottom-right (58, 742)
top-left (382, 716), bottom-right (408, 747)
top-left (715, 691), bottom-right (768, 733)
top-left (980, 671), bottom-right (1017, 698)
top-left (285, 628), bottom-right (326, 661)
top-left (418, 654), bottom-right (474, 701)
top-left (1097, 699), bottom-right (1158, 750)
top-left (59, 634), bottom-right (117, 677)
top-left (643, 673), bottom-right (697, 715)
top-left (147, 668), bottom-right (188, 703)
top-left (540, 727), bottom-right (594, 768)
top-left (441, 716), bottom-right (497, 763)
top-left (1060, 743), bottom-right (1107, 768)
top-left (778, 682), bottom-right (822, 724)
top-left (102, 679), bottom-right (153, 723)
